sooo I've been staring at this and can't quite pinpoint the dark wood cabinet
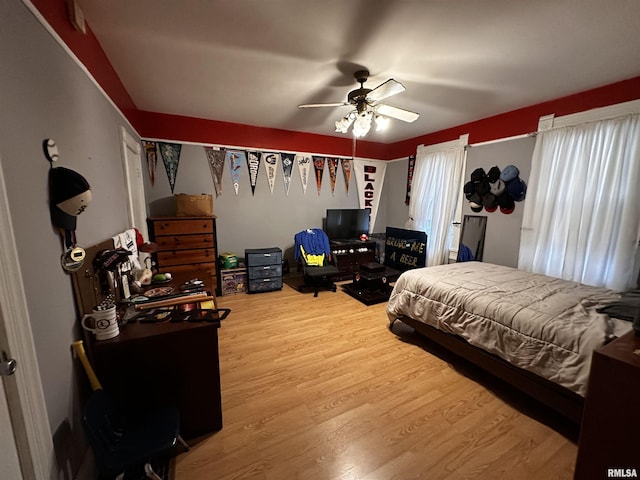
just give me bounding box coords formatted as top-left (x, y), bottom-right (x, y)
top-left (574, 330), bottom-right (640, 479)
top-left (330, 240), bottom-right (376, 281)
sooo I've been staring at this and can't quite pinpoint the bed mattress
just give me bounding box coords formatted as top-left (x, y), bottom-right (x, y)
top-left (386, 262), bottom-right (632, 396)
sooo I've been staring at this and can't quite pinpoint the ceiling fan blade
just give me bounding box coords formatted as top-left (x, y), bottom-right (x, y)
top-left (375, 104), bottom-right (420, 123)
top-left (298, 102), bottom-right (350, 109)
top-left (367, 79), bottom-right (405, 103)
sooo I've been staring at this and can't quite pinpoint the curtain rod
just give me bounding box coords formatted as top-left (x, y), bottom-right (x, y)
top-left (467, 132), bottom-right (537, 148)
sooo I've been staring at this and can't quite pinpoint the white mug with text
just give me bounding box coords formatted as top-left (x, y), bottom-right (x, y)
top-left (81, 305), bottom-right (119, 341)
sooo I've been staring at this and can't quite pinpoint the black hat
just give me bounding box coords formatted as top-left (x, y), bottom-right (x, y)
top-left (49, 167), bottom-right (92, 230)
top-left (496, 193), bottom-right (515, 214)
top-left (487, 166), bottom-right (501, 183)
top-left (463, 181), bottom-right (475, 195)
top-left (476, 180), bottom-right (490, 196)
top-left (470, 167), bottom-right (486, 184)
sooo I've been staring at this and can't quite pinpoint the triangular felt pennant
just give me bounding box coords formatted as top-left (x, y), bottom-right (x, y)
top-left (296, 154), bottom-right (312, 195)
top-left (204, 146), bottom-right (226, 197)
top-left (262, 152), bottom-right (280, 194)
top-left (280, 153), bottom-right (294, 196)
top-left (226, 150), bottom-right (245, 195)
top-left (312, 156), bottom-right (325, 196)
top-left (143, 141), bottom-right (158, 186)
top-left (247, 151), bottom-right (261, 195)
top-left (158, 142), bottom-right (182, 193)
top-left (327, 158), bottom-right (339, 195)
top-left (341, 158), bottom-right (352, 195)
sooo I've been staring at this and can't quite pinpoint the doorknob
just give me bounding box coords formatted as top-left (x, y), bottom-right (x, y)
top-left (0, 351), bottom-right (17, 376)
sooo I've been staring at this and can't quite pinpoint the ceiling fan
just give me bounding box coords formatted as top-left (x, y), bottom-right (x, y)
top-left (298, 70), bottom-right (419, 137)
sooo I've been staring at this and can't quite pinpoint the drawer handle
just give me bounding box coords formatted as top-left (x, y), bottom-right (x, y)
top-left (263, 254), bottom-right (271, 257)
top-left (263, 266), bottom-right (271, 270)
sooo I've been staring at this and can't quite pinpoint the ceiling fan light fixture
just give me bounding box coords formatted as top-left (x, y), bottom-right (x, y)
top-left (374, 114), bottom-right (390, 132)
top-left (335, 112), bottom-right (356, 133)
top-left (352, 111), bottom-right (373, 137)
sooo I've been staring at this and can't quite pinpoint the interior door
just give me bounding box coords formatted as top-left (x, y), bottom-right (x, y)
top-left (120, 126), bottom-right (148, 241)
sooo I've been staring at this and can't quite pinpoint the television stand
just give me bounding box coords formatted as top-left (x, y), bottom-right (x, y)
top-left (330, 239), bottom-right (376, 281)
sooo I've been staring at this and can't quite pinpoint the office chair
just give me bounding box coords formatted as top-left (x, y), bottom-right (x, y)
top-left (294, 229), bottom-right (339, 297)
top-left (82, 389), bottom-right (189, 480)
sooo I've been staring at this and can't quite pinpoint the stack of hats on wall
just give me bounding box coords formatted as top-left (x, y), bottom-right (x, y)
top-left (464, 165), bottom-right (527, 214)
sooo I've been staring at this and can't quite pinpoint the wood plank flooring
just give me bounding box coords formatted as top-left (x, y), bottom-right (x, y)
top-left (175, 281), bottom-right (577, 479)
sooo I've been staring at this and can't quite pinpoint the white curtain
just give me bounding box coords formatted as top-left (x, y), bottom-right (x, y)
top-left (408, 142), bottom-right (466, 266)
top-left (518, 114), bottom-right (640, 291)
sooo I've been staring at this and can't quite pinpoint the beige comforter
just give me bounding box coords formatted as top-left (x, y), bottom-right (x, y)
top-left (386, 262), bottom-right (632, 396)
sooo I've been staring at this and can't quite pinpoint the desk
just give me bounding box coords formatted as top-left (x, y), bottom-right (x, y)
top-left (85, 272), bottom-right (223, 440)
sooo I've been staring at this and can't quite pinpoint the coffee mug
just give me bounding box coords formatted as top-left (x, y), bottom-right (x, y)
top-left (81, 305), bottom-right (119, 341)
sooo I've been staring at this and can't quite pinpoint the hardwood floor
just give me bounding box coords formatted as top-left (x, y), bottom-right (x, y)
top-left (175, 280), bottom-right (578, 479)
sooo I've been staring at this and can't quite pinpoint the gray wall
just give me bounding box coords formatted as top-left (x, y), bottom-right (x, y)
top-left (462, 136), bottom-right (536, 267)
top-left (0, 1), bottom-right (138, 475)
top-left (144, 144), bottom-right (393, 265)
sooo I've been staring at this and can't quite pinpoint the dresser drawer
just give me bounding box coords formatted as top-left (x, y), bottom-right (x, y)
top-left (157, 248), bottom-right (215, 266)
top-left (248, 264), bottom-right (282, 279)
top-left (152, 218), bottom-right (214, 236)
top-left (155, 234), bottom-right (214, 251)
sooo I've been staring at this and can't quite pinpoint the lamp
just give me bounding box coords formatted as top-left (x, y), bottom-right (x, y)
top-left (335, 109), bottom-right (389, 137)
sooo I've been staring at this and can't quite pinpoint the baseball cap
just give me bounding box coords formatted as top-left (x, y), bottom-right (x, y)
top-left (49, 167), bottom-right (92, 230)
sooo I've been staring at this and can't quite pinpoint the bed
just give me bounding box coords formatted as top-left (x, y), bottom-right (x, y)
top-left (386, 262), bottom-right (633, 424)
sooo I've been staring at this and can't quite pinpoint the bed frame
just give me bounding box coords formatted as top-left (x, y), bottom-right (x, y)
top-left (389, 315), bottom-right (584, 426)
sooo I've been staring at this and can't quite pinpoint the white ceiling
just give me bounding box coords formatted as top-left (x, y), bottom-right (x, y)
top-left (78, 0), bottom-right (640, 144)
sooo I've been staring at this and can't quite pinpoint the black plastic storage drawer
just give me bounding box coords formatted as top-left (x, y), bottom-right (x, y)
top-left (245, 247), bottom-right (283, 293)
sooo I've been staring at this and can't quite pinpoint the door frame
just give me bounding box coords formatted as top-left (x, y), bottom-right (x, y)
top-left (0, 155), bottom-right (54, 479)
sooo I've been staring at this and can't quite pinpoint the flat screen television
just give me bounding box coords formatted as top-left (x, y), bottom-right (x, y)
top-left (325, 208), bottom-right (370, 241)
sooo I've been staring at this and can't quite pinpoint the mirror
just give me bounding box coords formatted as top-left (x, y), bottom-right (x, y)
top-left (457, 215), bottom-right (487, 262)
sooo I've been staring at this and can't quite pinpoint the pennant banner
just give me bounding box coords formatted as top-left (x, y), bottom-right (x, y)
top-left (226, 149), bottom-right (245, 195)
top-left (341, 158), bottom-right (352, 195)
top-left (405, 154), bottom-right (416, 205)
top-left (296, 154), bottom-right (312, 195)
top-left (327, 158), bottom-right (339, 195)
top-left (353, 159), bottom-right (387, 232)
top-left (312, 156), bottom-right (325, 196)
top-left (262, 152), bottom-right (280, 194)
top-left (158, 142), bottom-right (182, 193)
top-left (204, 146), bottom-right (226, 197)
top-left (281, 153), bottom-right (294, 196)
top-left (247, 151), bottom-right (261, 195)
top-left (143, 141), bottom-right (158, 186)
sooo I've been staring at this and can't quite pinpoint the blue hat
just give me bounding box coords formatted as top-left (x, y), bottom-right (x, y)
top-left (507, 178), bottom-right (527, 201)
top-left (500, 165), bottom-right (519, 182)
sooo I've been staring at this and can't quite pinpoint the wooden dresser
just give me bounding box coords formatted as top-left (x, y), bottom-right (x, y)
top-left (147, 215), bottom-right (219, 294)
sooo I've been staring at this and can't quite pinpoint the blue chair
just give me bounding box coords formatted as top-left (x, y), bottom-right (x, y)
top-left (82, 389), bottom-right (189, 479)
